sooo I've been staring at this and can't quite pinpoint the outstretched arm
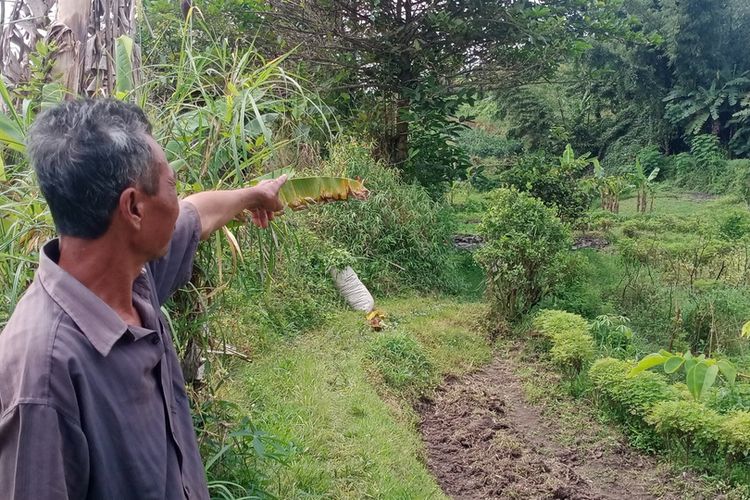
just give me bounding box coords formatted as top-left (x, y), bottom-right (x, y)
top-left (184, 175), bottom-right (287, 240)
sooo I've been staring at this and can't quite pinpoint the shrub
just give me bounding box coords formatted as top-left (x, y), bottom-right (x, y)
top-left (590, 315), bottom-right (634, 357)
top-left (718, 209), bottom-right (750, 241)
top-left (589, 358), bottom-right (676, 417)
top-left (706, 384), bottom-right (750, 414)
top-left (367, 332), bottom-right (434, 392)
top-left (310, 140), bottom-right (458, 295)
top-left (646, 400), bottom-right (722, 449)
top-left (638, 145), bottom-right (669, 180)
top-left (457, 127), bottom-right (523, 159)
top-left (533, 310), bottom-right (595, 372)
top-left (477, 188), bottom-right (571, 320)
top-left (498, 152), bottom-right (591, 222)
top-left (542, 250), bottom-right (619, 319)
top-left (720, 411), bottom-right (750, 458)
top-left (731, 160), bottom-right (750, 205)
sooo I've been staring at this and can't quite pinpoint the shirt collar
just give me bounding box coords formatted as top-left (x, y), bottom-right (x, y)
top-left (37, 239), bottom-right (152, 356)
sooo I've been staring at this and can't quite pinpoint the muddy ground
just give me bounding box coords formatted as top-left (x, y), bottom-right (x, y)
top-left (419, 347), bottom-right (728, 500)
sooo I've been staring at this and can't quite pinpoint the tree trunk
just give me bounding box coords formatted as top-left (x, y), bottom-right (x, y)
top-left (47, 0), bottom-right (92, 96)
top-left (393, 96), bottom-right (409, 166)
top-left (711, 118), bottom-right (721, 137)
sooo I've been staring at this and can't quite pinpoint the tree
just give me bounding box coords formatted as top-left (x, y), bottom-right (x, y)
top-left (261, 0), bottom-right (630, 171)
top-left (660, 0), bottom-right (750, 145)
top-left (1, 0), bottom-right (139, 96)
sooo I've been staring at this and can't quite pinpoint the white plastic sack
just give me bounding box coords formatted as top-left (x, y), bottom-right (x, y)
top-left (330, 266), bottom-right (375, 312)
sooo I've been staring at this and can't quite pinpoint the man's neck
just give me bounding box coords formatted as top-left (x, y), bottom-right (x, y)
top-left (58, 235), bottom-right (145, 326)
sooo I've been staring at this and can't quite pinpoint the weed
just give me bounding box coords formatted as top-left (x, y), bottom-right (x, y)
top-left (367, 332), bottom-right (435, 393)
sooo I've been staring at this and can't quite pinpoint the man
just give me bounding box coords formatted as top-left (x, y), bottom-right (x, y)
top-left (0, 99), bottom-right (287, 499)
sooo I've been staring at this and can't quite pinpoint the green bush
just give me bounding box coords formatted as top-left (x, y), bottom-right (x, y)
top-left (367, 332), bottom-right (435, 392)
top-left (477, 188), bottom-right (571, 320)
top-left (589, 358), bottom-right (676, 417)
top-left (542, 250), bottom-right (618, 319)
top-left (718, 209), bottom-right (750, 241)
top-left (682, 284), bottom-right (750, 354)
top-left (720, 411), bottom-right (750, 458)
top-left (590, 315), bottom-right (634, 357)
top-left (533, 310), bottom-right (595, 372)
top-left (457, 127), bottom-right (522, 159)
top-left (731, 160), bottom-right (750, 205)
top-left (310, 140), bottom-right (458, 295)
top-left (498, 152), bottom-right (591, 222)
top-left (646, 400), bottom-right (722, 449)
top-left (706, 384), bottom-right (750, 414)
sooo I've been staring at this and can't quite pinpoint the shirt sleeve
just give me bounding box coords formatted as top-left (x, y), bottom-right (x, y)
top-left (148, 201), bottom-right (202, 305)
top-left (0, 403), bottom-right (89, 499)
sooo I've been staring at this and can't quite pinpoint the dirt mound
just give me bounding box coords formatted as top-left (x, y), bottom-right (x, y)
top-left (573, 235), bottom-right (609, 251)
top-left (419, 355), bottom-right (714, 499)
top-left (453, 234), bottom-right (485, 251)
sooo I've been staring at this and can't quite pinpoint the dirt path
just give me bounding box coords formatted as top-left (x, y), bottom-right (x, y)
top-left (419, 346), bottom-right (719, 500)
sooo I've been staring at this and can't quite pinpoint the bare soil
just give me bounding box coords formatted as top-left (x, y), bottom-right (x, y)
top-left (419, 348), bottom-right (722, 499)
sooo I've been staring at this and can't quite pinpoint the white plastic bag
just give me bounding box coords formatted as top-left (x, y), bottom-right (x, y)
top-left (330, 266), bottom-right (375, 312)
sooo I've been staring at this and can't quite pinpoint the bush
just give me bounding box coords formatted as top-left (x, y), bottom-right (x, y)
top-left (719, 159), bottom-right (750, 197)
top-left (367, 332), bottom-right (434, 392)
top-left (310, 140), bottom-right (458, 295)
top-left (681, 284), bottom-right (750, 354)
top-left (590, 315), bottom-right (634, 357)
top-left (477, 188), bottom-right (572, 320)
top-left (534, 310), bottom-right (595, 372)
top-left (542, 250), bottom-right (619, 319)
top-left (646, 400), bottom-right (722, 449)
top-left (498, 152), bottom-right (591, 223)
top-left (706, 384), bottom-right (750, 414)
top-left (720, 411), bottom-right (750, 458)
top-left (589, 358), bottom-right (676, 417)
top-left (457, 127), bottom-right (523, 159)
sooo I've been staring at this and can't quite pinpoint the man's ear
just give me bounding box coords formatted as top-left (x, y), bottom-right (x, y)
top-left (119, 187), bottom-right (143, 230)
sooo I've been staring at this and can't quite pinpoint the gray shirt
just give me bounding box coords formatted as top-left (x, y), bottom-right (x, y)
top-left (0, 202), bottom-right (209, 500)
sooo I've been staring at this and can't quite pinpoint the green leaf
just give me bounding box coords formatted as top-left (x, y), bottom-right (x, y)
top-left (700, 364), bottom-right (719, 400)
top-left (0, 112), bottom-right (25, 153)
top-left (663, 356), bottom-right (684, 374)
top-left (628, 353), bottom-right (668, 378)
top-left (741, 321), bottom-right (750, 339)
top-left (249, 173), bottom-right (369, 211)
top-left (687, 361), bottom-right (708, 400)
top-left (0, 78), bottom-right (22, 127)
top-left (717, 359), bottom-right (737, 386)
top-left (115, 35), bottom-right (135, 96)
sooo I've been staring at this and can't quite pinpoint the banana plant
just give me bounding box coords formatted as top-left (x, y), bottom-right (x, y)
top-left (632, 159), bottom-right (660, 214)
top-left (629, 350), bottom-right (738, 401)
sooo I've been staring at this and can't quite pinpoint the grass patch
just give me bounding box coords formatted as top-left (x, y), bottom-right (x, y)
top-left (617, 190), bottom-right (739, 218)
top-left (368, 332), bottom-right (435, 393)
top-left (217, 295), bottom-right (491, 498)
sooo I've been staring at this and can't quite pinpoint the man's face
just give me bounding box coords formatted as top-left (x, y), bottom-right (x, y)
top-left (139, 136), bottom-right (179, 259)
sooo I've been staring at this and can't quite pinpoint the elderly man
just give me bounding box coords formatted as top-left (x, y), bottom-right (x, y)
top-left (0, 99), bottom-right (286, 499)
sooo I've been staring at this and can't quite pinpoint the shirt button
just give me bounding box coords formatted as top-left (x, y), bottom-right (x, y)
top-left (151, 334), bottom-right (160, 345)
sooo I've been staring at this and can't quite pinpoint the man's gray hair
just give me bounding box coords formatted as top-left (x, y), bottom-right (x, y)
top-left (27, 99), bottom-right (157, 239)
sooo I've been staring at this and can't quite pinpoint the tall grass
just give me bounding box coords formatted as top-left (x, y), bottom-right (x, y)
top-left (307, 139), bottom-right (460, 296)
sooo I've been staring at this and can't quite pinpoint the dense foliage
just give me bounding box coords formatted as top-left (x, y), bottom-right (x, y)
top-left (4, 0), bottom-right (750, 495)
top-left (477, 188), bottom-right (571, 320)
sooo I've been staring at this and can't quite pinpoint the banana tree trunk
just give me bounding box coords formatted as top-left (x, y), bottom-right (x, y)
top-left (1, 0), bottom-right (138, 97)
top-left (48, 0), bottom-right (92, 95)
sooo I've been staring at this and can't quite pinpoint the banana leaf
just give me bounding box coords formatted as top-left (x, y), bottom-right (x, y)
top-left (250, 172), bottom-right (369, 211)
